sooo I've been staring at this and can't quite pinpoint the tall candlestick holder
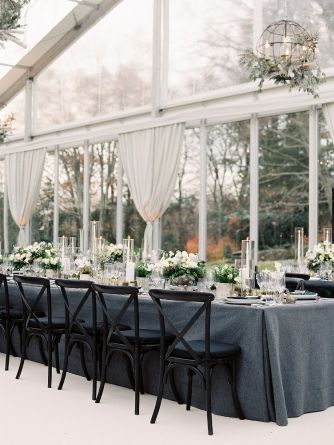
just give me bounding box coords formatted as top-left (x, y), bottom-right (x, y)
top-left (79, 229), bottom-right (84, 253)
top-left (240, 239), bottom-right (255, 293)
top-left (123, 237), bottom-right (135, 282)
top-left (69, 237), bottom-right (76, 256)
top-left (294, 227), bottom-right (304, 270)
top-left (58, 236), bottom-right (68, 259)
top-left (123, 237), bottom-right (134, 263)
top-left (323, 227), bottom-right (332, 244)
top-left (241, 239), bottom-right (255, 272)
top-left (90, 220), bottom-right (101, 253)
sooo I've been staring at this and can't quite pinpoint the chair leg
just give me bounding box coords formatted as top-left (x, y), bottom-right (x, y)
top-left (38, 337), bottom-right (48, 366)
top-left (92, 337), bottom-right (97, 401)
top-left (9, 324), bottom-right (18, 357)
top-left (54, 337), bottom-right (60, 374)
top-left (170, 367), bottom-right (183, 405)
top-left (48, 332), bottom-right (53, 388)
top-left (5, 319), bottom-right (10, 371)
top-left (229, 360), bottom-right (245, 420)
top-left (134, 345), bottom-right (140, 415)
top-left (186, 369), bottom-right (194, 411)
top-left (139, 352), bottom-right (145, 395)
top-left (16, 329), bottom-right (27, 380)
top-left (95, 341), bottom-right (108, 403)
top-left (150, 356), bottom-right (166, 424)
top-left (125, 354), bottom-right (135, 390)
top-left (205, 364), bottom-right (213, 435)
top-left (58, 341), bottom-right (74, 390)
top-left (79, 343), bottom-right (91, 381)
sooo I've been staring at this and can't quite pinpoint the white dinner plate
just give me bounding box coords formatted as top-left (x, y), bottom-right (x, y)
top-left (224, 297), bottom-right (265, 305)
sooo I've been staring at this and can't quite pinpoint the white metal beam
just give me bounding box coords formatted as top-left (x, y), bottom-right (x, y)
top-left (116, 156), bottom-right (123, 244)
top-left (3, 174), bottom-right (8, 253)
top-left (24, 77), bottom-right (33, 142)
top-left (83, 140), bottom-right (90, 251)
top-left (250, 114), bottom-right (259, 263)
top-left (161, 0), bottom-right (169, 105)
top-left (253, 0), bottom-right (263, 50)
top-left (152, 0), bottom-right (163, 116)
top-left (53, 146), bottom-right (59, 243)
top-left (198, 120), bottom-right (207, 261)
top-left (309, 106), bottom-right (319, 249)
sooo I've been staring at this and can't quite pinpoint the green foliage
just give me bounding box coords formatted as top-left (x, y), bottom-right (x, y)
top-left (214, 264), bottom-right (239, 284)
top-left (240, 45), bottom-right (326, 98)
top-left (135, 262), bottom-right (152, 278)
top-left (0, 0), bottom-right (30, 44)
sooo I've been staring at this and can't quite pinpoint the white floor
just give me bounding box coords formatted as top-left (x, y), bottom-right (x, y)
top-left (0, 355), bottom-right (333, 445)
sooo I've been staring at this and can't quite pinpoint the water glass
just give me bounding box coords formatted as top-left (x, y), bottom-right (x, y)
top-left (320, 262), bottom-right (332, 280)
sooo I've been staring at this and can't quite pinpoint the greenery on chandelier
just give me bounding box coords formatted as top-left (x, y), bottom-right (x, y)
top-left (240, 30), bottom-right (326, 97)
top-left (0, 0), bottom-right (30, 47)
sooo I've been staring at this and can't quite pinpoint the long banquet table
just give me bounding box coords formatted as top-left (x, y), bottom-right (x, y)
top-left (1, 282), bottom-right (334, 426)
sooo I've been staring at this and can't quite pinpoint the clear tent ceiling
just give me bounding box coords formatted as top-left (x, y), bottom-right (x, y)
top-left (0, 0), bottom-right (76, 79)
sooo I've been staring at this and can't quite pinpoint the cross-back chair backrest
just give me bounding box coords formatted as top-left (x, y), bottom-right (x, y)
top-left (55, 279), bottom-right (95, 336)
top-left (149, 289), bottom-right (215, 363)
top-left (0, 273), bottom-right (10, 317)
top-left (13, 276), bottom-right (51, 331)
top-left (92, 284), bottom-right (139, 351)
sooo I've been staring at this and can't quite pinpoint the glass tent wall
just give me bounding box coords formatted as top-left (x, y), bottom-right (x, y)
top-left (1, 0), bottom-right (334, 263)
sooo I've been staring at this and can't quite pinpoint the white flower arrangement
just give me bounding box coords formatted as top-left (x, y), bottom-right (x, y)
top-left (158, 250), bottom-right (205, 282)
top-left (305, 241), bottom-right (334, 272)
top-left (74, 256), bottom-right (92, 274)
top-left (10, 242), bottom-right (61, 271)
top-left (96, 243), bottom-right (124, 267)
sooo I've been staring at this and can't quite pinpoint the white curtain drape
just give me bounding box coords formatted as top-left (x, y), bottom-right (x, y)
top-left (323, 103), bottom-right (334, 141)
top-left (119, 123), bottom-right (185, 257)
top-left (5, 148), bottom-right (46, 247)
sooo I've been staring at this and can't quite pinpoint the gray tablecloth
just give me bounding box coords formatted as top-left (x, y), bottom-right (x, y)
top-left (1, 282), bottom-right (334, 426)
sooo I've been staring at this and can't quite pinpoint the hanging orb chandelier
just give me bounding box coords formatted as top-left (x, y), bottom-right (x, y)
top-left (0, 0), bottom-right (30, 49)
top-left (240, 18), bottom-right (326, 97)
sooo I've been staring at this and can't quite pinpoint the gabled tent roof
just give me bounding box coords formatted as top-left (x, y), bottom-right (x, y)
top-left (0, 0), bottom-right (122, 107)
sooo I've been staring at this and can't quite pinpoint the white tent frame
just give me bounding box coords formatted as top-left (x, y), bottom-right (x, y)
top-left (0, 0), bottom-right (330, 257)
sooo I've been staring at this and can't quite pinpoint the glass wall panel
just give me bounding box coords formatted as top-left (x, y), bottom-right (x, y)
top-left (207, 121), bottom-right (250, 262)
top-left (90, 141), bottom-right (118, 242)
top-left (168, 0), bottom-right (252, 100)
top-left (162, 129), bottom-right (200, 252)
top-left (34, 0), bottom-right (153, 129)
top-left (263, 0), bottom-right (334, 69)
top-left (1, 90), bottom-right (25, 135)
top-left (259, 112), bottom-right (309, 263)
top-left (319, 109), bottom-right (334, 239)
top-left (59, 147), bottom-right (84, 237)
top-left (31, 151), bottom-right (55, 242)
top-left (123, 182), bottom-right (146, 250)
top-left (0, 161), bottom-right (4, 248)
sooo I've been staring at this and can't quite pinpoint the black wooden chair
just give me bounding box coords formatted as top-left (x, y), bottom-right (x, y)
top-left (149, 289), bottom-right (244, 436)
top-left (0, 274), bottom-right (23, 370)
top-left (14, 276), bottom-right (65, 388)
top-left (93, 284), bottom-right (179, 415)
top-left (285, 273), bottom-right (310, 280)
top-left (285, 277), bottom-right (303, 292)
top-left (56, 279), bottom-right (101, 400)
top-left (297, 279), bottom-right (334, 298)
